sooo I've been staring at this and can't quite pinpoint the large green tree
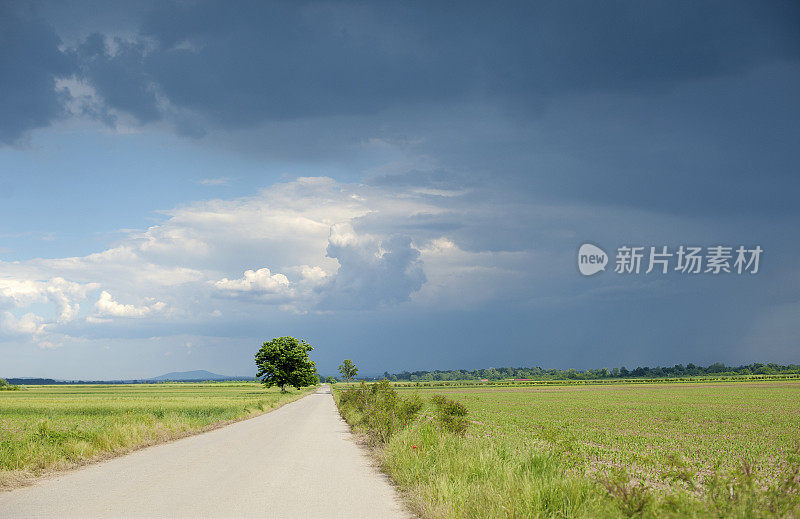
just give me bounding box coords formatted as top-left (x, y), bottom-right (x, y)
top-left (255, 337), bottom-right (318, 391)
top-left (338, 359), bottom-right (358, 383)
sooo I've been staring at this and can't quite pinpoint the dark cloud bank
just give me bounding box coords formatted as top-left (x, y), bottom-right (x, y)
top-left (3, 1), bottom-right (798, 136)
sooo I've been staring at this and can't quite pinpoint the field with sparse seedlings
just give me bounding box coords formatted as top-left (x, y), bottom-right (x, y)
top-left (336, 380), bottom-right (800, 518)
top-left (0, 382), bottom-right (313, 488)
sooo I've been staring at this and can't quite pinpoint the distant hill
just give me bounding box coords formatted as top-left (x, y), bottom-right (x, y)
top-left (150, 370), bottom-right (251, 381)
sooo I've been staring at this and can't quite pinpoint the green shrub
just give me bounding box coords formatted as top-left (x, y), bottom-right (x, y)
top-left (337, 380), bottom-right (423, 443)
top-left (0, 378), bottom-right (20, 391)
top-left (431, 395), bottom-right (469, 435)
top-left (336, 381), bottom-right (470, 443)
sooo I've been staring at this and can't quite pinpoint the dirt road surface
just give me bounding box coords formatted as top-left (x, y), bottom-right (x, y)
top-left (0, 385), bottom-right (411, 518)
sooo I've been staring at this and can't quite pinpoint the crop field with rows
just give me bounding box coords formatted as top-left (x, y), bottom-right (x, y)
top-left (376, 380), bottom-right (800, 517)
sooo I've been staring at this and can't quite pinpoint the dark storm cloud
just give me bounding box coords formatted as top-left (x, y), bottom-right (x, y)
top-left (74, 33), bottom-right (161, 124)
top-left (0, 3), bottom-right (74, 145)
top-left (134, 1), bottom-right (472, 126)
top-left (482, 1), bottom-right (800, 100)
top-left (70, 0), bottom-right (800, 126)
top-left (49, 0), bottom-right (798, 217)
top-left (3, 0), bottom-right (799, 216)
top-left (5, 0), bottom-right (799, 151)
top-left (484, 62), bottom-right (800, 216)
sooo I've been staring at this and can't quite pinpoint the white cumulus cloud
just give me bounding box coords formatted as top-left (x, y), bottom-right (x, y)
top-left (94, 291), bottom-right (167, 318)
top-left (214, 268), bottom-right (291, 293)
top-left (0, 176), bottom-right (542, 348)
top-left (0, 312), bottom-right (46, 337)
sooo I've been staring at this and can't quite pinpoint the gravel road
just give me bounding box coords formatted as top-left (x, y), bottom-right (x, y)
top-left (0, 385), bottom-right (411, 519)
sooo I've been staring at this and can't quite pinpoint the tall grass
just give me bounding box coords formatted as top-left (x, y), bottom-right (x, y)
top-left (384, 424), bottom-right (616, 518)
top-left (0, 382), bottom-right (314, 487)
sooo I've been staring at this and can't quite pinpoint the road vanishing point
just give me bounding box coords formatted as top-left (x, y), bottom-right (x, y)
top-left (0, 385), bottom-right (411, 519)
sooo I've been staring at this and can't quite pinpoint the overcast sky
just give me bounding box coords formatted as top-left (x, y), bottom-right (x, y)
top-left (1, 0), bottom-right (799, 379)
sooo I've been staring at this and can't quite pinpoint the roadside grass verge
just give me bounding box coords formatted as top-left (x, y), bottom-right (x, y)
top-left (0, 382), bottom-right (314, 489)
top-left (335, 380), bottom-right (800, 518)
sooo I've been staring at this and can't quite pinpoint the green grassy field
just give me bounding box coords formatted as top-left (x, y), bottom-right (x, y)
top-left (342, 380), bottom-right (800, 518)
top-left (0, 382), bottom-right (312, 488)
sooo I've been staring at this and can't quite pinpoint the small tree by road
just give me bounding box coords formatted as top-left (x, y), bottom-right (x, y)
top-left (255, 337), bottom-right (318, 392)
top-left (338, 359), bottom-right (358, 383)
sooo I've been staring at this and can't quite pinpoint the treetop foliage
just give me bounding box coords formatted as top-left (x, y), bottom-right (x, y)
top-left (338, 359), bottom-right (358, 382)
top-left (254, 336), bottom-right (318, 391)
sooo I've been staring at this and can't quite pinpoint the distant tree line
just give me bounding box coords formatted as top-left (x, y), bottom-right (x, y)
top-left (0, 378), bottom-right (20, 390)
top-left (3, 378), bottom-right (141, 385)
top-left (370, 362), bottom-right (800, 382)
top-left (2, 377), bottom-right (254, 385)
